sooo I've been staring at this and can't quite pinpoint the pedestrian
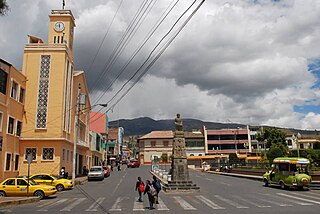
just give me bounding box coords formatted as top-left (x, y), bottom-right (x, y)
top-left (60, 167), bottom-right (65, 178)
top-left (83, 166), bottom-right (87, 176)
top-left (144, 180), bottom-right (157, 210)
top-left (135, 177), bottom-right (144, 202)
top-left (152, 175), bottom-right (161, 204)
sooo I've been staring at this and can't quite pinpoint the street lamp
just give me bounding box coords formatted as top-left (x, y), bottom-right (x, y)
top-left (72, 96), bottom-right (107, 186)
top-left (296, 132), bottom-right (301, 158)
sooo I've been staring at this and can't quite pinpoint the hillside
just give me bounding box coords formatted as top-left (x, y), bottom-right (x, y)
top-left (109, 117), bottom-right (320, 137)
top-left (109, 117), bottom-right (245, 136)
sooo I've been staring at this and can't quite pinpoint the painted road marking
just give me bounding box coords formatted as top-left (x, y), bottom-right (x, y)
top-left (86, 197), bottom-right (105, 212)
top-left (173, 196), bottom-right (197, 210)
top-left (196, 195), bottom-right (225, 210)
top-left (277, 193), bottom-right (320, 205)
top-left (108, 197), bottom-right (122, 212)
top-left (157, 197), bottom-right (169, 211)
top-left (37, 198), bottom-right (69, 211)
top-left (133, 197), bottom-right (145, 211)
top-left (214, 195), bottom-right (248, 208)
top-left (60, 198), bottom-right (86, 211)
top-left (233, 195), bottom-right (271, 208)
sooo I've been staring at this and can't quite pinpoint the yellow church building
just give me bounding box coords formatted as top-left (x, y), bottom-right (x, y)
top-left (19, 10), bottom-right (91, 177)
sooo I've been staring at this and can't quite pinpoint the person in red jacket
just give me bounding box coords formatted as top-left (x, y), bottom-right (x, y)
top-left (135, 177), bottom-right (144, 202)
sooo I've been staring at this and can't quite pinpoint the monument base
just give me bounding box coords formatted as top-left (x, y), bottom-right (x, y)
top-left (162, 180), bottom-right (200, 192)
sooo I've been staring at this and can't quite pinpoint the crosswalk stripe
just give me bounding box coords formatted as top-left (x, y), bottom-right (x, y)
top-left (37, 198), bottom-right (69, 211)
top-left (60, 198), bottom-right (86, 211)
top-left (269, 193), bottom-right (313, 206)
top-left (195, 195), bottom-right (225, 210)
top-left (290, 192), bottom-right (320, 200)
top-left (157, 197), bottom-right (169, 211)
top-left (232, 195), bottom-right (271, 208)
top-left (86, 197), bottom-right (105, 212)
top-left (109, 197), bottom-right (122, 212)
top-left (259, 198), bottom-right (292, 207)
top-left (214, 195), bottom-right (248, 208)
top-left (277, 193), bottom-right (320, 205)
top-left (133, 197), bottom-right (145, 211)
top-left (173, 196), bottom-right (197, 210)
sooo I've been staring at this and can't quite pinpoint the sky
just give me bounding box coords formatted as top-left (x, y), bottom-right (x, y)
top-left (0, 0), bottom-right (320, 130)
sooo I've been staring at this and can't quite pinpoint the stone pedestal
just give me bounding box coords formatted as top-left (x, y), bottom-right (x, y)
top-left (164, 130), bottom-right (199, 192)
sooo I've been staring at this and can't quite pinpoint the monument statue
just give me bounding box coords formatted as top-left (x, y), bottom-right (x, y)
top-left (175, 114), bottom-right (183, 131)
top-left (164, 114), bottom-right (199, 192)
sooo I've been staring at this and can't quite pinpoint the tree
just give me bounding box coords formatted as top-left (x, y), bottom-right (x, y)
top-left (267, 145), bottom-right (284, 163)
top-left (228, 153), bottom-right (239, 165)
top-left (0, 0), bottom-right (9, 16)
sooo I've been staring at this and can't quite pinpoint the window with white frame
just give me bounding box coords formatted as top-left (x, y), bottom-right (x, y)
top-left (14, 154), bottom-right (19, 171)
top-left (10, 81), bottom-right (18, 99)
top-left (25, 148), bottom-right (36, 160)
top-left (5, 153), bottom-right (11, 171)
top-left (42, 148), bottom-right (54, 160)
top-left (16, 121), bottom-right (22, 136)
top-left (19, 87), bottom-right (25, 103)
top-left (7, 117), bottom-right (14, 134)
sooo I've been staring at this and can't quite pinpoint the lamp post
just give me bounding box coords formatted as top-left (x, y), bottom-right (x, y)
top-left (72, 96), bottom-right (107, 186)
top-left (296, 132), bottom-right (301, 158)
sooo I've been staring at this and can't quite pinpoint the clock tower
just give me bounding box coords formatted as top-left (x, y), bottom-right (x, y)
top-left (48, 10), bottom-right (75, 51)
top-left (20, 9), bottom-right (92, 177)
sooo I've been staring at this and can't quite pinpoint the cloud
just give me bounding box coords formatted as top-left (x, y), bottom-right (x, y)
top-left (1, 0), bottom-right (320, 130)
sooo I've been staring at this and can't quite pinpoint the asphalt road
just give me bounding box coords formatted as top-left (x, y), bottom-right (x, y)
top-left (1, 165), bottom-right (320, 214)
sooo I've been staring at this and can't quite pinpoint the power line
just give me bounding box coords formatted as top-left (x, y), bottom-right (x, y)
top-left (107, 0), bottom-right (198, 105)
top-left (90, 0), bottom-right (206, 124)
top-left (91, 0), bottom-right (180, 107)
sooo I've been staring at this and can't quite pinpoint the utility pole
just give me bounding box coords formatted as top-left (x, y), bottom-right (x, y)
top-left (72, 84), bottom-right (81, 186)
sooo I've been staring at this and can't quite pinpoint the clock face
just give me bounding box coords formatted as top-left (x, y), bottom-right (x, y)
top-left (54, 22), bottom-right (65, 32)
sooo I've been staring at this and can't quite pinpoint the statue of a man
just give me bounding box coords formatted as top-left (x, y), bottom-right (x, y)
top-left (175, 114), bottom-right (183, 131)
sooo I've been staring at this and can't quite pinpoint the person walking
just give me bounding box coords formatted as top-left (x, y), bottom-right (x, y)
top-left (152, 175), bottom-right (161, 204)
top-left (144, 180), bottom-right (157, 210)
top-left (135, 177), bottom-right (144, 202)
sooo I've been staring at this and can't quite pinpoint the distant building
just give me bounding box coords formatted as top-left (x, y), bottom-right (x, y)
top-left (89, 131), bottom-right (104, 167)
top-left (205, 127), bottom-right (251, 156)
top-left (108, 127), bottom-right (124, 158)
top-left (0, 59), bottom-right (26, 181)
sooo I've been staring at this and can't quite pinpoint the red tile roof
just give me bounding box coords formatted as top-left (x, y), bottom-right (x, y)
top-left (139, 131), bottom-right (173, 140)
top-left (89, 112), bottom-right (107, 134)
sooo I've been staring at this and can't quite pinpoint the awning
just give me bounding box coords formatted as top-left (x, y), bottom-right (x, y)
top-left (187, 155), bottom-right (217, 160)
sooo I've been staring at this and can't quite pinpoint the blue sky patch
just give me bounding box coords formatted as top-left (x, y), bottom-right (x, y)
top-left (294, 105), bottom-right (320, 114)
top-left (308, 59), bottom-right (320, 89)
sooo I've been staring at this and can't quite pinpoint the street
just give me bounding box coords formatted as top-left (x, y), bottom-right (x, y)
top-left (1, 165), bottom-right (320, 214)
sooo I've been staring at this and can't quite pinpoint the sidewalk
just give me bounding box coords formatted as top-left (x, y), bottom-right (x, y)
top-left (206, 170), bottom-right (320, 187)
top-left (0, 176), bottom-right (88, 208)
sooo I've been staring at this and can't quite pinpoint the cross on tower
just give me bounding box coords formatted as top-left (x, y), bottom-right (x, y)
top-left (62, 0), bottom-right (65, 10)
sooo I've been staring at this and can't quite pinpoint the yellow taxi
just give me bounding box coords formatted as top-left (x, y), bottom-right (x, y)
top-left (30, 173), bottom-right (73, 192)
top-left (0, 178), bottom-right (57, 199)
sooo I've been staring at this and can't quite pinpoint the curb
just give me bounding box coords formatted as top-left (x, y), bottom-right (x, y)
top-left (0, 197), bottom-right (40, 208)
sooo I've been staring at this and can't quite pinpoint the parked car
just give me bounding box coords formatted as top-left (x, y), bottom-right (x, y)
top-left (0, 177), bottom-right (57, 199)
top-left (263, 157), bottom-right (312, 190)
top-left (127, 160), bottom-right (140, 168)
top-left (88, 166), bottom-right (104, 181)
top-left (30, 173), bottom-right (73, 192)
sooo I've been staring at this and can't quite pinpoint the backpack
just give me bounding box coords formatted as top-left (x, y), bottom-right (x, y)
top-left (138, 183), bottom-right (145, 192)
top-left (154, 180), bottom-right (161, 191)
top-left (149, 184), bottom-right (157, 196)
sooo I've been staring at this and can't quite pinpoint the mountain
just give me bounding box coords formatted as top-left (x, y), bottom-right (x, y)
top-left (108, 117), bottom-right (246, 136)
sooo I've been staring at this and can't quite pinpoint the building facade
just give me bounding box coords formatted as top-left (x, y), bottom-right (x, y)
top-left (19, 10), bottom-right (91, 176)
top-left (0, 59), bottom-right (26, 181)
top-left (89, 131), bottom-right (104, 167)
top-left (205, 128), bottom-right (251, 156)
